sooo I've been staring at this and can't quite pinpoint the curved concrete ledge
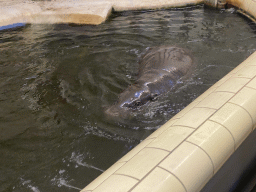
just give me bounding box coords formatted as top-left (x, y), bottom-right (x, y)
top-left (225, 0), bottom-right (256, 21)
top-left (31, 1), bottom-right (113, 25)
top-left (0, 0), bottom-right (113, 26)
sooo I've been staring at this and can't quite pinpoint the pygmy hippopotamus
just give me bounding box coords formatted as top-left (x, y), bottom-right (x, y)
top-left (105, 46), bottom-right (194, 118)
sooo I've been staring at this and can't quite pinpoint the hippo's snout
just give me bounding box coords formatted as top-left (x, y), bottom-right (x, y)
top-left (105, 105), bottom-right (121, 117)
top-left (105, 102), bottom-right (137, 119)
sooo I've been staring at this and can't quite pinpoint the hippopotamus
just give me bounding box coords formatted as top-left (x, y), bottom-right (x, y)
top-left (105, 46), bottom-right (194, 118)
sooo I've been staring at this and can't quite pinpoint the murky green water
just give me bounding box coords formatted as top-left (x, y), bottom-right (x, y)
top-left (1, 5), bottom-right (256, 192)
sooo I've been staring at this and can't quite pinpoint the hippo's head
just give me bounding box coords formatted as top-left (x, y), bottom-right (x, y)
top-left (105, 84), bottom-right (158, 118)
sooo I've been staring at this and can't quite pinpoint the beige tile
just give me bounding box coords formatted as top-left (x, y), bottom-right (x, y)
top-left (131, 0), bottom-right (202, 10)
top-left (118, 138), bottom-right (154, 162)
top-left (242, 51), bottom-right (256, 66)
top-left (192, 88), bottom-right (216, 103)
top-left (146, 119), bottom-right (178, 139)
top-left (215, 77), bottom-right (250, 93)
top-left (115, 148), bottom-right (169, 180)
top-left (0, 2), bottom-right (42, 26)
top-left (247, 0), bottom-right (256, 19)
top-left (132, 167), bottom-right (186, 192)
top-left (159, 142), bottom-right (213, 192)
top-left (147, 126), bottom-right (194, 152)
top-left (173, 107), bottom-right (216, 129)
top-left (230, 87), bottom-right (256, 125)
top-left (210, 74), bottom-right (232, 90)
top-left (233, 65), bottom-right (256, 79)
top-left (228, 63), bottom-right (247, 75)
top-left (35, 1), bottom-right (113, 25)
top-left (92, 174), bottom-right (138, 192)
top-left (247, 76), bottom-right (256, 90)
top-left (112, 0), bottom-right (201, 11)
top-left (187, 120), bottom-right (234, 173)
top-left (172, 100), bottom-right (200, 119)
top-left (82, 161), bottom-right (126, 191)
top-left (228, 0), bottom-right (251, 11)
top-left (196, 92), bottom-right (234, 109)
top-left (110, 0), bottom-right (134, 11)
top-left (244, 0), bottom-right (254, 11)
top-left (210, 103), bottom-right (253, 149)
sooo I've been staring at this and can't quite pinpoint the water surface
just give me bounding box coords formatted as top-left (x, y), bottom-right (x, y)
top-left (1, 6), bottom-right (256, 192)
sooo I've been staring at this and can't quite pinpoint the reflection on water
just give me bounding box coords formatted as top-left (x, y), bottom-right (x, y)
top-left (0, 5), bottom-right (256, 191)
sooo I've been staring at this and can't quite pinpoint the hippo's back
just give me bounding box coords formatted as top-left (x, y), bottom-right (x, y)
top-left (138, 46), bottom-right (194, 78)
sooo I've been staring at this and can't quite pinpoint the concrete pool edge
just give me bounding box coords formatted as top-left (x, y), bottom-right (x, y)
top-left (0, 1), bottom-right (113, 26)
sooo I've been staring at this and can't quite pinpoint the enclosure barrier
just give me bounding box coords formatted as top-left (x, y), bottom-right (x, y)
top-left (1, 0), bottom-right (256, 191)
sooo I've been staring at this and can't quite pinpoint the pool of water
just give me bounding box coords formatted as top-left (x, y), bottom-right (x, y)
top-left (1, 5), bottom-right (256, 192)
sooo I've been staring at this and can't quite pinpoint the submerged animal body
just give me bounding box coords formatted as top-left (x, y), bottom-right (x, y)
top-left (105, 46), bottom-right (194, 118)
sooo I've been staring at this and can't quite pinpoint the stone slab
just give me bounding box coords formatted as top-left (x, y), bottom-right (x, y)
top-left (0, 0), bottom-right (113, 26)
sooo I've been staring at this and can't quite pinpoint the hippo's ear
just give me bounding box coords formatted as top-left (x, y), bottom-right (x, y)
top-left (150, 93), bottom-right (158, 101)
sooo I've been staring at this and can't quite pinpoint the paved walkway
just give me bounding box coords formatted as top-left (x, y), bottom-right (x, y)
top-left (0, 0), bottom-right (203, 26)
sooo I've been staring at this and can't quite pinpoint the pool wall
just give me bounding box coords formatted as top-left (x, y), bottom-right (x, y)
top-left (1, 0), bottom-right (256, 191)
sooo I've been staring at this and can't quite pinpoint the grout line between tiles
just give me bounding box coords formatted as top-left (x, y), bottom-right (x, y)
top-left (144, 146), bottom-right (175, 153)
top-left (246, 84), bottom-right (256, 91)
top-left (159, 166), bottom-right (188, 192)
top-left (194, 106), bottom-right (219, 110)
top-left (227, 101), bottom-right (254, 131)
top-left (229, 76), bottom-right (252, 79)
top-left (113, 173), bottom-right (140, 181)
top-left (213, 90), bottom-right (237, 94)
top-left (207, 119), bottom-right (236, 151)
top-left (171, 125), bottom-right (197, 129)
top-left (185, 140), bottom-right (215, 175)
